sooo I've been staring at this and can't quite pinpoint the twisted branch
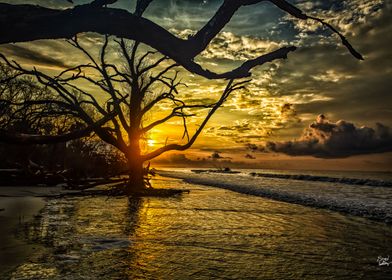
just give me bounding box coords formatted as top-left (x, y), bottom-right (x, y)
top-left (0, 0), bottom-right (363, 80)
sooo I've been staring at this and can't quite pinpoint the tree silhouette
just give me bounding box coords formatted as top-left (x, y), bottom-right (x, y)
top-left (0, 36), bottom-right (248, 193)
top-left (0, 0), bottom-right (363, 192)
top-left (0, 64), bottom-right (127, 179)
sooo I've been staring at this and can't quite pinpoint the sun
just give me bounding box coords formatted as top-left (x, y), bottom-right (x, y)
top-left (147, 139), bottom-right (156, 147)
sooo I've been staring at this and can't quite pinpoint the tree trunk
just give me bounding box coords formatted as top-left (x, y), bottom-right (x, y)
top-left (126, 156), bottom-right (144, 195)
top-left (125, 131), bottom-right (144, 195)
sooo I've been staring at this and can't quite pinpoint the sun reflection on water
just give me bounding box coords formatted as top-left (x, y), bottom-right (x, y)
top-left (9, 176), bottom-right (392, 279)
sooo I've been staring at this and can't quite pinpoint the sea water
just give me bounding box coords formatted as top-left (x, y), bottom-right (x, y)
top-left (6, 172), bottom-right (392, 279)
top-left (159, 168), bottom-right (392, 223)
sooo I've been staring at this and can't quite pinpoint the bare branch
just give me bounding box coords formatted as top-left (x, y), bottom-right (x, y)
top-left (0, 111), bottom-right (117, 145)
top-left (307, 16), bottom-right (364, 60)
top-left (141, 103), bottom-right (213, 134)
top-left (188, 46), bottom-right (297, 79)
top-left (135, 0), bottom-right (154, 17)
top-left (0, 1), bottom-right (362, 79)
top-left (141, 79), bottom-right (237, 161)
top-left (89, 0), bottom-right (118, 8)
top-left (99, 35), bottom-right (130, 133)
top-left (136, 51), bottom-right (156, 73)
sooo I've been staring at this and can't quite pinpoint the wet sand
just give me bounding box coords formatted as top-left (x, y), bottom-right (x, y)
top-left (4, 176), bottom-right (392, 279)
top-left (0, 186), bottom-right (62, 276)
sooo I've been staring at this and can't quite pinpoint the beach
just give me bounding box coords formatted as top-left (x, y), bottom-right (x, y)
top-left (158, 169), bottom-right (392, 224)
top-left (0, 187), bottom-right (53, 277)
top-left (1, 174), bottom-right (392, 279)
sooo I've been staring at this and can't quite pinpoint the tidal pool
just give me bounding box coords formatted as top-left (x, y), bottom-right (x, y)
top-left (7, 176), bottom-right (392, 279)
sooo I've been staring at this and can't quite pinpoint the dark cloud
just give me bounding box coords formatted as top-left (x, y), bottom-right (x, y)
top-left (261, 2), bottom-right (392, 127)
top-left (183, 97), bottom-right (217, 105)
top-left (1, 45), bottom-right (70, 68)
top-left (263, 115), bottom-right (392, 158)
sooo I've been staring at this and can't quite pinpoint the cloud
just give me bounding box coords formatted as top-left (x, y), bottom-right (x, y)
top-left (0, 0), bottom-right (390, 163)
top-left (250, 2), bottom-right (392, 130)
top-left (205, 101), bottom-right (301, 144)
top-left (286, 0), bottom-right (384, 45)
top-left (1, 44), bottom-right (70, 68)
top-left (263, 114), bottom-right (392, 158)
top-left (201, 31), bottom-right (284, 61)
top-left (170, 28), bottom-right (285, 62)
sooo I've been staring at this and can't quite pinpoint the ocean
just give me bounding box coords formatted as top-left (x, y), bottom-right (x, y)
top-left (159, 168), bottom-right (392, 224)
top-left (4, 169), bottom-right (392, 279)
top-left (162, 167), bottom-right (392, 183)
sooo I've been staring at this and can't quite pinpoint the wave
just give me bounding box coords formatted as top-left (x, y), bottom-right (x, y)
top-left (158, 170), bottom-right (392, 224)
top-left (249, 172), bottom-right (392, 187)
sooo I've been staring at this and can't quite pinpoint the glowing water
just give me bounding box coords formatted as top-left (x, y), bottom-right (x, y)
top-left (8, 176), bottom-right (392, 279)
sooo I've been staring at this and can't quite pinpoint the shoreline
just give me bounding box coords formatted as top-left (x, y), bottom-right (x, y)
top-left (158, 170), bottom-right (392, 224)
top-left (0, 187), bottom-right (55, 275)
top-left (6, 176), bottom-right (392, 279)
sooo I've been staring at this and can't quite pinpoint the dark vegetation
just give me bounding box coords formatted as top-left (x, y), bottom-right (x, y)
top-left (0, 64), bottom-right (127, 188)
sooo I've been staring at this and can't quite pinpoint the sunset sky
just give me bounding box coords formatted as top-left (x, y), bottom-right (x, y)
top-left (1, 0), bottom-right (391, 171)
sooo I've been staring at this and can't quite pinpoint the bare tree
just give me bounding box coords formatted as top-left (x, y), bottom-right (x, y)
top-left (0, 64), bottom-right (85, 136)
top-left (0, 64), bottom-right (127, 177)
top-left (0, 0), bottom-right (363, 193)
top-left (0, 0), bottom-right (362, 145)
top-left (0, 62), bottom-right (118, 144)
top-left (0, 36), bottom-right (249, 193)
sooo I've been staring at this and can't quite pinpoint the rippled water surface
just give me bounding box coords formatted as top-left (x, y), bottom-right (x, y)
top-left (9, 177), bottom-right (392, 279)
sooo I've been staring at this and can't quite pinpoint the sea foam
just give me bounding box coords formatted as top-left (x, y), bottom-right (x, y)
top-left (158, 170), bottom-right (392, 224)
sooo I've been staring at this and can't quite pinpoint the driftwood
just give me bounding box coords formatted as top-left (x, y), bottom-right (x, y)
top-left (64, 178), bottom-right (128, 190)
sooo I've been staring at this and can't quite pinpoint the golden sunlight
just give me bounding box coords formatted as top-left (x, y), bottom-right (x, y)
top-left (147, 139), bottom-right (156, 147)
